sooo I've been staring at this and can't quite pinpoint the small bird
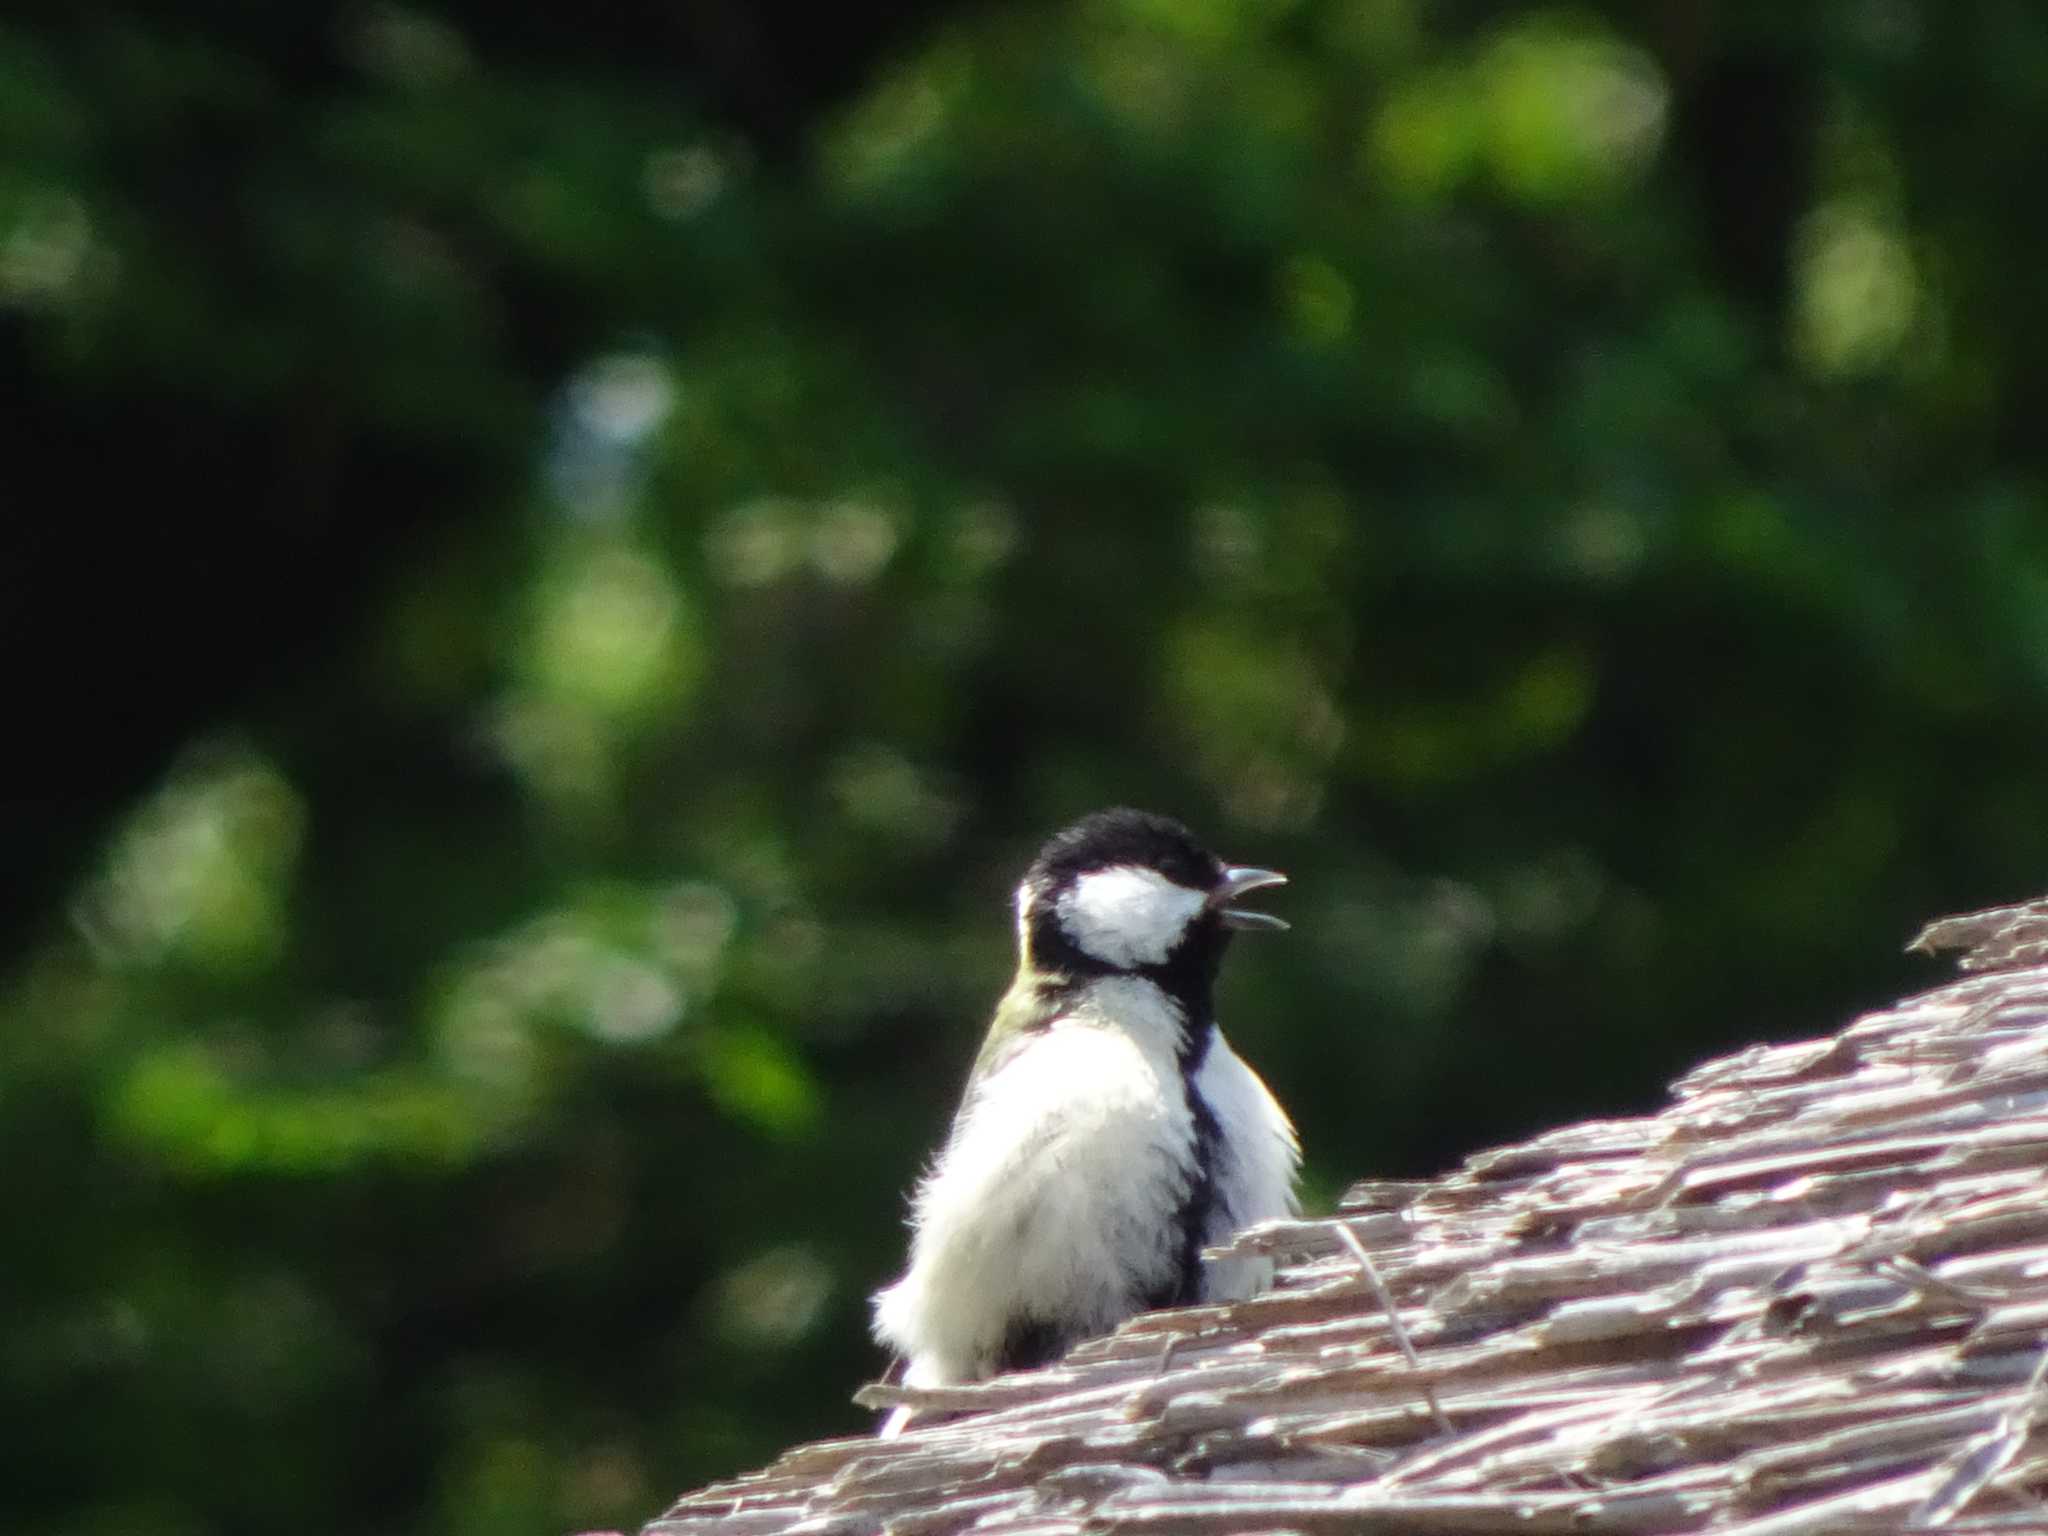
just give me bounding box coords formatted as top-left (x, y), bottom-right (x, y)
top-left (872, 808), bottom-right (1299, 1434)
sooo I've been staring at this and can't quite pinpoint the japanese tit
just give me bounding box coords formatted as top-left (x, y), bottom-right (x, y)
top-left (871, 808), bottom-right (1299, 1434)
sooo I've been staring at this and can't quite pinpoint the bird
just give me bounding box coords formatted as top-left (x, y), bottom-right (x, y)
top-left (871, 807), bottom-right (1299, 1435)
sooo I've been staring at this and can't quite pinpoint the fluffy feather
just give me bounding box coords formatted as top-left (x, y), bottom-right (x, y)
top-left (872, 979), bottom-right (1298, 1416)
top-left (1192, 1031), bottom-right (1301, 1299)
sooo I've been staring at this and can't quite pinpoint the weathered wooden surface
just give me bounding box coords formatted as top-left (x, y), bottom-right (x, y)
top-left (649, 900), bottom-right (2048, 1535)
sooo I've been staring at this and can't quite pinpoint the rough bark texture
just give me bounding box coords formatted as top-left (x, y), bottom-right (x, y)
top-left (650, 899), bottom-right (2048, 1535)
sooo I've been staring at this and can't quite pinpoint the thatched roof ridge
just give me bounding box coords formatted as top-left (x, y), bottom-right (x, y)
top-left (649, 899), bottom-right (2048, 1534)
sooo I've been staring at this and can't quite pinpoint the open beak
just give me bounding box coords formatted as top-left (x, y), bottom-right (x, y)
top-left (1210, 866), bottom-right (1289, 931)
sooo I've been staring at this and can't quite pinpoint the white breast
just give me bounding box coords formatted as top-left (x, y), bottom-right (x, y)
top-left (872, 980), bottom-right (1300, 1407)
top-left (873, 979), bottom-right (1194, 1389)
top-left (1193, 1031), bottom-right (1301, 1301)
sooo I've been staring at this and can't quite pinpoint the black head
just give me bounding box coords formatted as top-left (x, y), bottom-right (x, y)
top-left (1014, 808), bottom-right (1286, 1012)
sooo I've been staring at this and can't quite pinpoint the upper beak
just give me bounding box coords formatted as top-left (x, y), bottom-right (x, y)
top-left (1210, 866), bottom-right (1289, 931)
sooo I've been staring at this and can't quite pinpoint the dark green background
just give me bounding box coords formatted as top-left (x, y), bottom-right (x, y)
top-left (6, 3), bottom-right (2047, 1533)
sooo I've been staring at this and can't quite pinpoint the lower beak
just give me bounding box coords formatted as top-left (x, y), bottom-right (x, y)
top-left (1210, 866), bottom-right (1289, 931)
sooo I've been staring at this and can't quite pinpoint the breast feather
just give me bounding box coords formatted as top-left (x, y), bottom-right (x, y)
top-left (1193, 1029), bottom-right (1300, 1302)
top-left (873, 1017), bottom-right (1193, 1384)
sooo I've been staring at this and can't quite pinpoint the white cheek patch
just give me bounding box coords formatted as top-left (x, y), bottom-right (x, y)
top-left (1056, 865), bottom-right (1208, 969)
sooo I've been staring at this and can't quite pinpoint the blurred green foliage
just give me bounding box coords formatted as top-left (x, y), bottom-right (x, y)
top-left (7, 2), bottom-right (2048, 1534)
